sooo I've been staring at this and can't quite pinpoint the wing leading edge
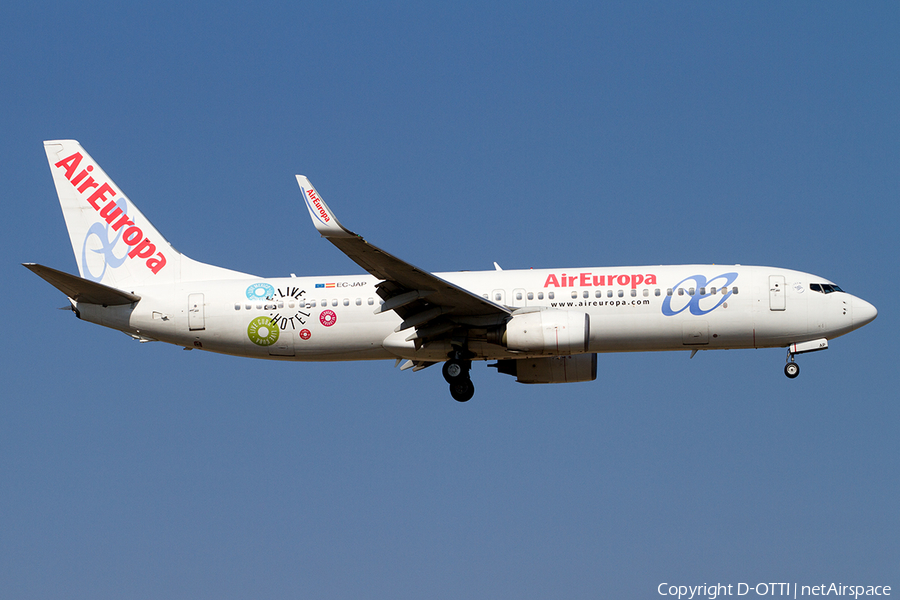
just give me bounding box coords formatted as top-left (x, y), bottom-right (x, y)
top-left (296, 176), bottom-right (510, 352)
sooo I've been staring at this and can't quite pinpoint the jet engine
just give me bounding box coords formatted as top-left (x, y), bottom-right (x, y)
top-left (502, 309), bottom-right (590, 354)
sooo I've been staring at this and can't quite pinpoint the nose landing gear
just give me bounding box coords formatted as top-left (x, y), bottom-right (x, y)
top-left (784, 360), bottom-right (800, 379)
top-left (783, 339), bottom-right (829, 379)
top-left (784, 344), bottom-right (800, 379)
top-left (443, 352), bottom-right (474, 402)
top-left (784, 347), bottom-right (800, 378)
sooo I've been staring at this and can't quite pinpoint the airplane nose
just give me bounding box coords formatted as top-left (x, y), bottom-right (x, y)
top-left (852, 297), bottom-right (878, 327)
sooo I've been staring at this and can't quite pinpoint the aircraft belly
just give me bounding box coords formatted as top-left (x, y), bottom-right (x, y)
top-left (293, 317), bottom-right (393, 358)
top-left (588, 314), bottom-right (679, 352)
top-left (586, 310), bottom-right (757, 352)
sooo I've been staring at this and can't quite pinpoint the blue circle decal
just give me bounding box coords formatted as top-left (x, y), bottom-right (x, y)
top-left (246, 283), bottom-right (274, 300)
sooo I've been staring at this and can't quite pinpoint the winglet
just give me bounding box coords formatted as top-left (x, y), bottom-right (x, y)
top-left (296, 175), bottom-right (355, 238)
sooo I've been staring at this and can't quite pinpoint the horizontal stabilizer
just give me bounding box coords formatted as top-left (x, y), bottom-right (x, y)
top-left (23, 263), bottom-right (140, 305)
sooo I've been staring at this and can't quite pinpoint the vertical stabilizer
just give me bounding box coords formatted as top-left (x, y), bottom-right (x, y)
top-left (44, 140), bottom-right (251, 288)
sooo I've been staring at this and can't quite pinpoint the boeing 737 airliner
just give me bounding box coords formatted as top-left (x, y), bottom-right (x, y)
top-left (27, 140), bottom-right (877, 401)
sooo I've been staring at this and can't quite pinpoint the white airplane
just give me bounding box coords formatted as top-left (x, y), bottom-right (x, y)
top-left (27, 140), bottom-right (877, 401)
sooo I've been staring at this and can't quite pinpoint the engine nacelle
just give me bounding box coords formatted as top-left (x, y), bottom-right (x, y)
top-left (504, 309), bottom-right (590, 354)
top-left (492, 354), bottom-right (598, 384)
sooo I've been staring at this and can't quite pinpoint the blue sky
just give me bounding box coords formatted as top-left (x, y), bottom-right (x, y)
top-left (1, 2), bottom-right (897, 598)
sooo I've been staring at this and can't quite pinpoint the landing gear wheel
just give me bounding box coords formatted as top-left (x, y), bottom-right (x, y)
top-left (442, 360), bottom-right (465, 383)
top-left (450, 379), bottom-right (475, 402)
top-left (445, 350), bottom-right (474, 401)
top-left (784, 362), bottom-right (800, 379)
top-left (443, 358), bottom-right (471, 383)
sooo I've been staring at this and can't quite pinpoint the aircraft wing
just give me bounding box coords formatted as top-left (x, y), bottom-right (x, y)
top-left (296, 176), bottom-right (510, 345)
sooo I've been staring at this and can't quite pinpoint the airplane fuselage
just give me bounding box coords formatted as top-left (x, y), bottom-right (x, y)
top-left (75, 264), bottom-right (873, 363)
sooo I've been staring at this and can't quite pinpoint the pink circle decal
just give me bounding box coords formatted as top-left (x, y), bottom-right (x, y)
top-left (319, 310), bottom-right (337, 327)
top-left (299, 329), bottom-right (311, 340)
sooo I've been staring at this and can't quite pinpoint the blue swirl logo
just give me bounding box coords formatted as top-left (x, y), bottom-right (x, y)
top-left (246, 283), bottom-right (275, 300)
top-left (661, 273), bottom-right (738, 316)
top-left (80, 198), bottom-right (130, 283)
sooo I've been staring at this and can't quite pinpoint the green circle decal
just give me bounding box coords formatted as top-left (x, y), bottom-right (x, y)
top-left (247, 316), bottom-right (280, 346)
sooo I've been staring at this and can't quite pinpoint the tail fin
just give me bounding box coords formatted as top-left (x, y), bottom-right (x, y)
top-left (44, 140), bottom-right (251, 288)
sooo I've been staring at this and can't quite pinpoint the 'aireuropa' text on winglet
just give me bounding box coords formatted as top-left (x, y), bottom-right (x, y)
top-left (296, 175), bottom-right (354, 238)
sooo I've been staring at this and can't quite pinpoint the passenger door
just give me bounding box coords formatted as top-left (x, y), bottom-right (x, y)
top-left (188, 293), bottom-right (205, 330)
top-left (769, 275), bottom-right (786, 311)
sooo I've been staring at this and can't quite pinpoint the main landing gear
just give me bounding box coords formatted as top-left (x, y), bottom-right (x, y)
top-left (443, 352), bottom-right (474, 402)
top-left (784, 348), bottom-right (800, 379)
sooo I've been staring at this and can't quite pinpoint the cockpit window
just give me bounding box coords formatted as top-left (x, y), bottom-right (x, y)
top-left (810, 283), bottom-right (844, 294)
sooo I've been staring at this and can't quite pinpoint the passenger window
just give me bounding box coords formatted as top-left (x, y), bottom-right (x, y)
top-left (494, 292), bottom-right (502, 301)
top-left (583, 291), bottom-right (589, 298)
top-left (331, 299), bottom-right (337, 307)
top-left (245, 304), bottom-right (251, 310)
top-left (537, 292), bottom-right (544, 300)
top-left (234, 303), bottom-right (240, 310)
top-left (310, 300), bottom-right (317, 307)
top-left (571, 291), bottom-right (577, 299)
top-left (655, 289), bottom-right (661, 296)
top-left (527, 292), bottom-right (534, 300)
top-left (595, 290), bottom-right (601, 298)
top-left (355, 298), bottom-right (362, 306)
top-left (677, 288), bottom-right (684, 296)
top-left (256, 304), bottom-right (262, 309)
top-left (630, 289), bottom-right (637, 297)
top-left (549, 292), bottom-right (555, 299)
top-left (689, 287), bottom-right (695, 296)
top-left (732, 287), bottom-right (739, 295)
top-left (343, 299), bottom-right (349, 306)
top-left (667, 288), bottom-right (673, 296)
top-left (482, 294), bottom-right (488, 299)
top-left (607, 290), bottom-right (613, 298)
top-left (368, 298), bottom-right (374, 305)
top-left (699, 288), bottom-right (706, 295)
top-left (618, 289), bottom-right (624, 298)
top-left (516, 292), bottom-right (523, 300)
top-left (278, 302), bottom-right (284, 309)
top-left (710, 287), bottom-right (716, 295)
top-left (643, 289), bottom-right (649, 297)
top-left (288, 302), bottom-right (295, 308)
